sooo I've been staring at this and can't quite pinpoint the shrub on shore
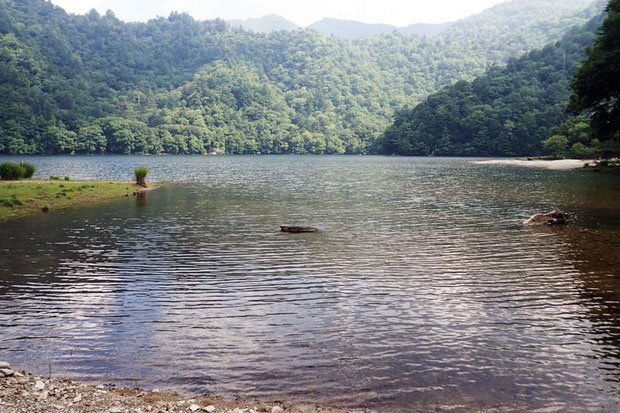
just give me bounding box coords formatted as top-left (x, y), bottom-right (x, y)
top-left (134, 166), bottom-right (148, 187)
top-left (0, 162), bottom-right (36, 180)
top-left (21, 163), bottom-right (36, 178)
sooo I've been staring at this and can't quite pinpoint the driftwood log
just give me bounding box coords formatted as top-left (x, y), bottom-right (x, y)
top-left (280, 226), bottom-right (319, 233)
top-left (523, 210), bottom-right (568, 226)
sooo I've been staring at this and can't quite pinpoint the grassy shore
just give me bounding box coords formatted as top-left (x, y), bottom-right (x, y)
top-left (0, 180), bottom-right (153, 222)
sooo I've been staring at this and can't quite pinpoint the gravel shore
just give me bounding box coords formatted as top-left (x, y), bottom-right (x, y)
top-left (0, 363), bottom-right (366, 413)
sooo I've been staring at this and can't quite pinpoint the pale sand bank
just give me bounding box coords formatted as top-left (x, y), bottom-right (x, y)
top-left (475, 159), bottom-right (589, 170)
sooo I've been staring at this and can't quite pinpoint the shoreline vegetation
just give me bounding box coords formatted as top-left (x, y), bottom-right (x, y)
top-left (0, 180), bottom-right (157, 222)
top-left (0, 365), bottom-right (351, 413)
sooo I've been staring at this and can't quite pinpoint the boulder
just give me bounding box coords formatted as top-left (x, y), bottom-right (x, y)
top-left (523, 210), bottom-right (568, 226)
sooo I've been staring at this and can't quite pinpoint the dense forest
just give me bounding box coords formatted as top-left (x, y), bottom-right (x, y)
top-left (569, 0), bottom-right (620, 150)
top-left (380, 4), bottom-right (607, 157)
top-left (0, 0), bottom-right (604, 155)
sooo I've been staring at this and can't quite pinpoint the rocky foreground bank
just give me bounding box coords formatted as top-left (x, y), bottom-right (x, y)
top-left (0, 363), bottom-right (365, 413)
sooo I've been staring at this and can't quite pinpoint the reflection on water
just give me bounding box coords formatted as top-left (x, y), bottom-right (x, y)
top-left (0, 156), bottom-right (619, 411)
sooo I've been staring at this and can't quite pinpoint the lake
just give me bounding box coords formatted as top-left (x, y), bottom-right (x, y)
top-left (0, 155), bottom-right (619, 411)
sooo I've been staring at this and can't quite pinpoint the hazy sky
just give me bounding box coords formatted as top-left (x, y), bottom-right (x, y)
top-left (51, 0), bottom-right (506, 27)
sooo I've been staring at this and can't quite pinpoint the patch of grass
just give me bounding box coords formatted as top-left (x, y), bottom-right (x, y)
top-left (64, 176), bottom-right (71, 181)
top-left (0, 194), bottom-right (23, 208)
top-left (0, 180), bottom-right (157, 222)
top-left (50, 175), bottom-right (60, 180)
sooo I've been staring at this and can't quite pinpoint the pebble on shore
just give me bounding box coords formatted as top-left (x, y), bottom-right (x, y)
top-left (0, 362), bottom-right (369, 413)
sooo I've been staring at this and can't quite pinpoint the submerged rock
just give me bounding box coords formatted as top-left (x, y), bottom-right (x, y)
top-left (280, 226), bottom-right (319, 233)
top-left (523, 210), bottom-right (568, 226)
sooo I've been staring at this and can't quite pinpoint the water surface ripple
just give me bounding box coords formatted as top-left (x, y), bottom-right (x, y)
top-left (0, 156), bottom-right (619, 411)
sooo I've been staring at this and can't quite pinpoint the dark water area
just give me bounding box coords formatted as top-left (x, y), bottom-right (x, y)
top-left (0, 155), bottom-right (619, 411)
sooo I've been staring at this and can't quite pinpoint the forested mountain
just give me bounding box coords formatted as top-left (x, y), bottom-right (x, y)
top-left (380, 7), bottom-right (607, 156)
top-left (0, 0), bottom-right (604, 155)
top-left (227, 15), bottom-right (298, 33)
top-left (439, 0), bottom-right (594, 63)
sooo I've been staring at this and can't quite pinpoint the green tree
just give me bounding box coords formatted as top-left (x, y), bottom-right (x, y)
top-left (569, 0), bottom-right (620, 142)
top-left (542, 134), bottom-right (569, 157)
top-left (76, 124), bottom-right (107, 153)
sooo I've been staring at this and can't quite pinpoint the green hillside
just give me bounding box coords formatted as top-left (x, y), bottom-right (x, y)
top-left (380, 6), bottom-right (606, 156)
top-left (0, 0), bottom-right (603, 155)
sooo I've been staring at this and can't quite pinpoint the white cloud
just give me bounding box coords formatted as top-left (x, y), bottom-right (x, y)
top-left (51, 0), bottom-right (506, 27)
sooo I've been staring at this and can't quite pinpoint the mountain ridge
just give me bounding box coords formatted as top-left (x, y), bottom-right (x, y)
top-left (307, 18), bottom-right (452, 39)
top-left (227, 14), bottom-right (299, 33)
top-left (225, 1), bottom-right (594, 40)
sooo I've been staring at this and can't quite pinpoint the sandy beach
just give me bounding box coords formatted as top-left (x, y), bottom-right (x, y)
top-left (474, 159), bottom-right (590, 170)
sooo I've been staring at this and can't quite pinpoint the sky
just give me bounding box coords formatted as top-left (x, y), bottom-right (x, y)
top-left (50, 0), bottom-right (506, 27)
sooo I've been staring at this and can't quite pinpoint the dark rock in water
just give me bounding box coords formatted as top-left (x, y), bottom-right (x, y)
top-left (280, 226), bottom-right (319, 233)
top-left (523, 210), bottom-right (568, 226)
top-left (40, 206), bottom-right (49, 213)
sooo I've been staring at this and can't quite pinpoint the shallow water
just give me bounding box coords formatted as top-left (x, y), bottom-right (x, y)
top-left (0, 156), bottom-right (619, 411)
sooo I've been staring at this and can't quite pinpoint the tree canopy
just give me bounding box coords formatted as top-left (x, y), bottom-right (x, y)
top-left (569, 0), bottom-right (620, 143)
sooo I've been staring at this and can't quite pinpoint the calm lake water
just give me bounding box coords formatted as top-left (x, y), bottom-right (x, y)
top-left (1, 155), bottom-right (619, 411)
